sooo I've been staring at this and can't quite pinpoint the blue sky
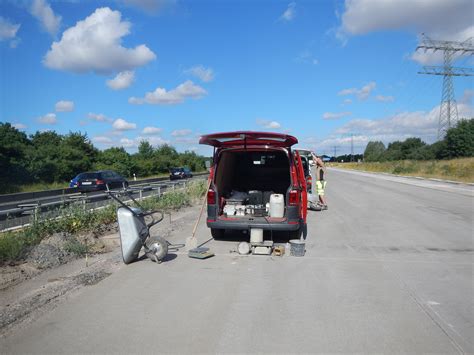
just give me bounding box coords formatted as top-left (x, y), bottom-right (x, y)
top-left (1, 0), bottom-right (473, 156)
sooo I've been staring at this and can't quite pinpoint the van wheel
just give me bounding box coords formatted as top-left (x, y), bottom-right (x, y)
top-left (211, 228), bottom-right (225, 239)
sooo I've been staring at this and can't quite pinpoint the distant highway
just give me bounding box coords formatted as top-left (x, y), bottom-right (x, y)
top-left (1, 168), bottom-right (473, 353)
top-left (0, 173), bottom-right (208, 231)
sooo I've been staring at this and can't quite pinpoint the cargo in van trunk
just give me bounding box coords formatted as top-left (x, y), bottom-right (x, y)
top-left (214, 150), bottom-right (291, 217)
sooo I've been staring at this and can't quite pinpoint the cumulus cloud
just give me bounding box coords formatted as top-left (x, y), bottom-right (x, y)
top-left (121, 0), bottom-right (177, 14)
top-left (55, 100), bottom-right (74, 112)
top-left (112, 118), bottom-right (136, 131)
top-left (322, 111), bottom-right (352, 120)
top-left (375, 95), bottom-right (394, 103)
top-left (0, 17), bottom-right (20, 42)
top-left (38, 113), bottom-right (57, 124)
top-left (106, 70), bottom-right (135, 90)
top-left (129, 80), bottom-right (207, 105)
top-left (88, 113), bottom-right (112, 122)
top-left (142, 126), bottom-right (162, 135)
top-left (280, 2), bottom-right (296, 22)
top-left (184, 65), bottom-right (214, 82)
top-left (12, 123), bottom-right (27, 129)
top-left (171, 129), bottom-right (192, 137)
top-left (309, 89), bottom-right (473, 154)
top-left (30, 0), bottom-right (61, 36)
top-left (338, 82), bottom-right (376, 100)
top-left (339, 0), bottom-right (473, 39)
top-left (43, 7), bottom-right (156, 74)
top-left (256, 119), bottom-right (281, 129)
top-left (343, 98), bottom-right (353, 105)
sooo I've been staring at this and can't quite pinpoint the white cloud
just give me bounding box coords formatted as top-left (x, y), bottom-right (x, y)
top-left (171, 129), bottom-right (192, 137)
top-left (30, 0), bottom-right (61, 36)
top-left (43, 7), bottom-right (156, 74)
top-left (338, 82), bottom-right (376, 100)
top-left (310, 89), bottom-right (473, 154)
top-left (184, 65), bottom-right (214, 82)
top-left (375, 95), bottom-right (394, 103)
top-left (339, 0), bottom-right (473, 40)
top-left (93, 136), bottom-right (113, 145)
top-left (322, 111), bottom-right (352, 120)
top-left (12, 123), bottom-right (27, 129)
top-left (88, 112), bottom-right (112, 122)
top-left (112, 118), bottom-right (136, 131)
top-left (142, 126), bottom-right (163, 135)
top-left (343, 98), bottom-right (352, 105)
top-left (256, 119), bottom-right (281, 129)
top-left (120, 137), bottom-right (136, 148)
top-left (121, 0), bottom-right (176, 14)
top-left (55, 100), bottom-right (74, 112)
top-left (0, 17), bottom-right (20, 41)
top-left (280, 2), bottom-right (296, 22)
top-left (38, 113), bottom-right (57, 124)
top-left (129, 80), bottom-right (207, 105)
top-left (107, 70), bottom-right (135, 90)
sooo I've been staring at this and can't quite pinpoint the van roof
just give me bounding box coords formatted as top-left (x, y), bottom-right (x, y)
top-left (199, 131), bottom-right (298, 148)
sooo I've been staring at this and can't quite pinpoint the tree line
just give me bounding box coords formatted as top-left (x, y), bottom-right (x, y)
top-left (363, 119), bottom-right (474, 162)
top-left (0, 123), bottom-right (207, 193)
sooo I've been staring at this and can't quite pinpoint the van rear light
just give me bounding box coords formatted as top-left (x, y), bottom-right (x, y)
top-left (289, 189), bottom-right (299, 205)
top-left (96, 179), bottom-right (105, 185)
top-left (207, 188), bottom-right (216, 205)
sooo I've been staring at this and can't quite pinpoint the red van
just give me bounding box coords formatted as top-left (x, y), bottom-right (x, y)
top-left (199, 131), bottom-right (307, 239)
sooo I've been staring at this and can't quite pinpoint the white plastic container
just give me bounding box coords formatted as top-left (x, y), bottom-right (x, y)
top-left (269, 194), bottom-right (284, 218)
top-left (250, 228), bottom-right (264, 243)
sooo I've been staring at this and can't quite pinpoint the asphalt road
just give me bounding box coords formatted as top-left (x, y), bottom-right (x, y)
top-left (2, 168), bottom-right (473, 354)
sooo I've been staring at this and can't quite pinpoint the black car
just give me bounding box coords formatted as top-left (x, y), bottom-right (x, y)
top-left (77, 170), bottom-right (128, 192)
top-left (169, 167), bottom-right (193, 180)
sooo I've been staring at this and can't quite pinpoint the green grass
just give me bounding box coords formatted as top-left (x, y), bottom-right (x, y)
top-left (332, 157), bottom-right (474, 183)
top-left (0, 180), bottom-right (207, 264)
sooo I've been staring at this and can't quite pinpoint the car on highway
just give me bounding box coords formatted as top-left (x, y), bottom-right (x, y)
top-left (69, 173), bottom-right (87, 188)
top-left (199, 131), bottom-right (307, 239)
top-left (77, 170), bottom-right (128, 192)
top-left (169, 167), bottom-right (193, 180)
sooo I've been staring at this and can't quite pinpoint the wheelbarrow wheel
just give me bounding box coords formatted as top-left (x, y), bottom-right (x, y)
top-left (144, 235), bottom-right (168, 263)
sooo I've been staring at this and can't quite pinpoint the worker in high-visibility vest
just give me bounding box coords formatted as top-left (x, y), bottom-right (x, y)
top-left (311, 152), bottom-right (327, 210)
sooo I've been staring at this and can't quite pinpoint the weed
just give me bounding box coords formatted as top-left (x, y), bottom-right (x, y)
top-left (64, 240), bottom-right (88, 256)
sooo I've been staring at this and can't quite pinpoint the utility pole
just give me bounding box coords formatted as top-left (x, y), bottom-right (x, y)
top-left (333, 146), bottom-right (338, 161)
top-left (416, 34), bottom-right (473, 139)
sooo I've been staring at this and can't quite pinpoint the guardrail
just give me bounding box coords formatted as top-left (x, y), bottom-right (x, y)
top-left (0, 174), bottom-right (208, 232)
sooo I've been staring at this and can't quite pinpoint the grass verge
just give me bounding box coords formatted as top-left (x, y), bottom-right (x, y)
top-left (332, 157), bottom-right (474, 183)
top-left (0, 180), bottom-right (207, 264)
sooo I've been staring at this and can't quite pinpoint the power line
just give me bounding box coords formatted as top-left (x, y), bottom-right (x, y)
top-left (416, 34), bottom-right (473, 139)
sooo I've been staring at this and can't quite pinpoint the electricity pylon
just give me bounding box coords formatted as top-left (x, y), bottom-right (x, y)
top-left (416, 34), bottom-right (473, 139)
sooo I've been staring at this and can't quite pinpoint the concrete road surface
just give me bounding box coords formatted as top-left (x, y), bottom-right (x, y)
top-left (1, 168), bottom-right (473, 354)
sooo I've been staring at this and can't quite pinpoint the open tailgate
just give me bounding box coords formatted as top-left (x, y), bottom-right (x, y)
top-left (199, 131), bottom-right (298, 148)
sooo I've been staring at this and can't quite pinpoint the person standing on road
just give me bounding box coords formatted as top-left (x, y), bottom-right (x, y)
top-left (311, 152), bottom-right (328, 210)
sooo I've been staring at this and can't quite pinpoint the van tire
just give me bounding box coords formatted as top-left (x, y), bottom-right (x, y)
top-left (211, 228), bottom-right (225, 239)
